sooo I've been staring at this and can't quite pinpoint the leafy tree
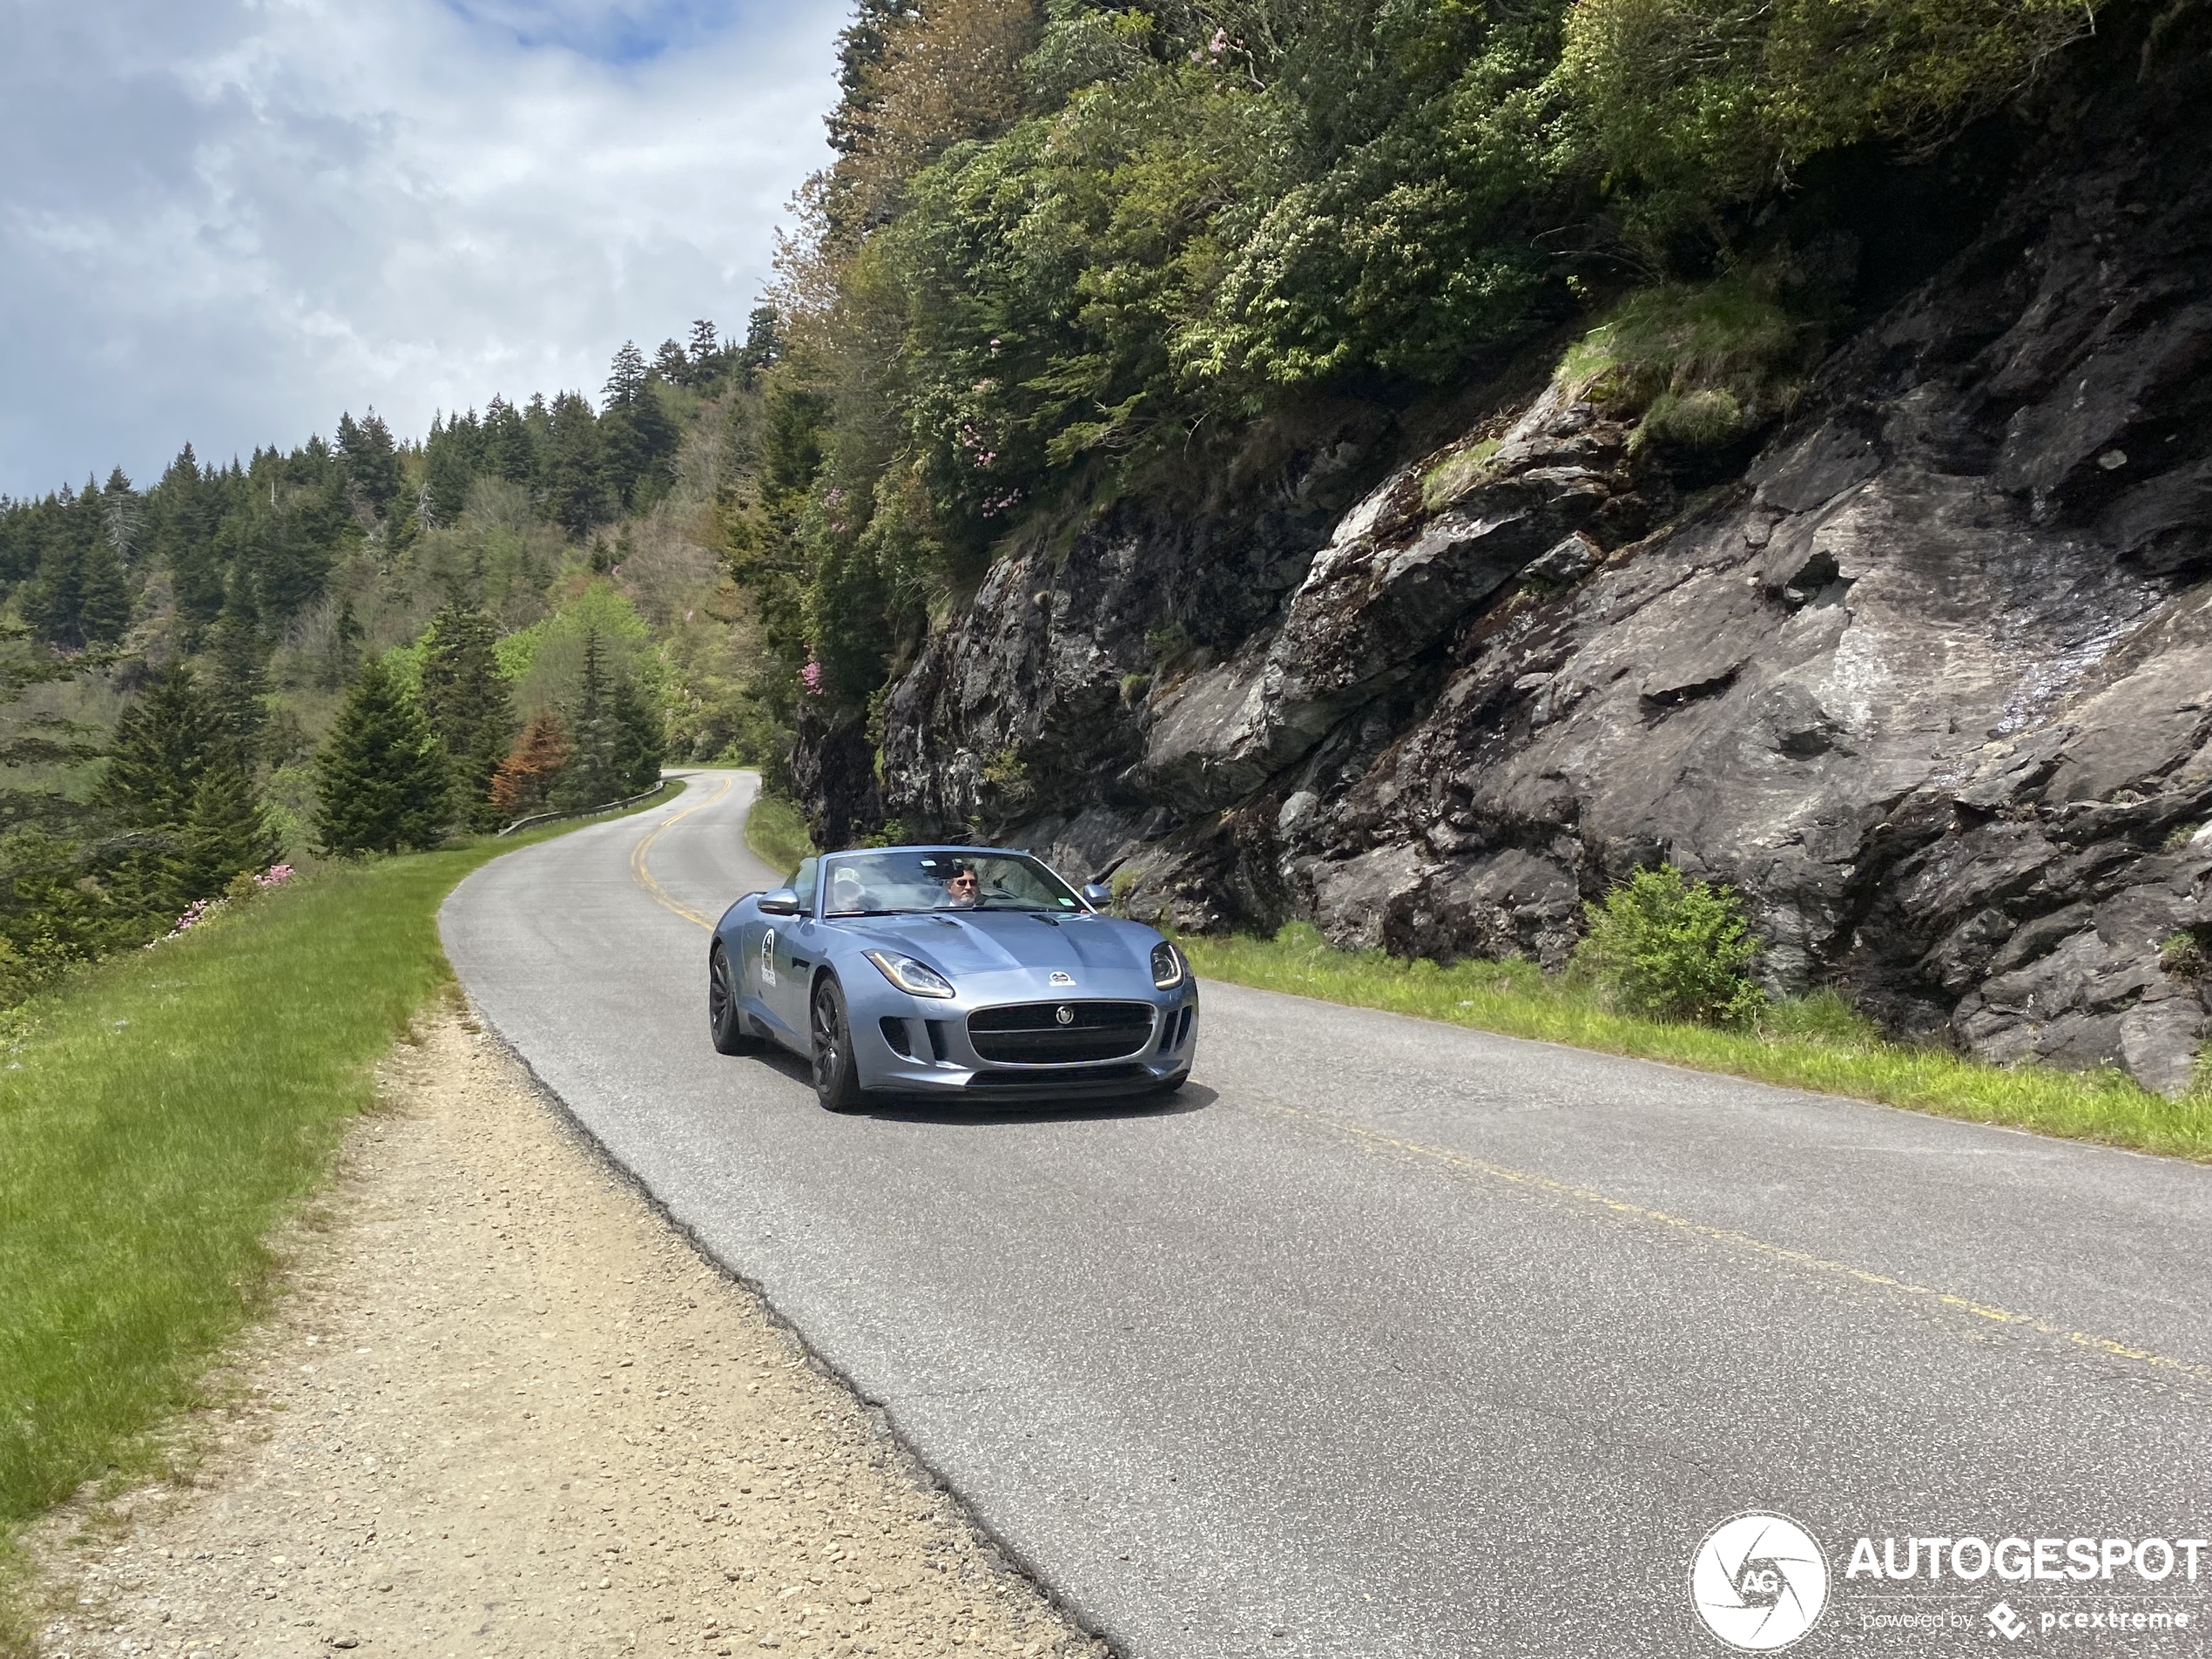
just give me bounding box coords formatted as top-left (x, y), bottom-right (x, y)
top-left (418, 601), bottom-right (517, 831)
top-left (1554, 0), bottom-right (2101, 241)
top-left (314, 658), bottom-right (451, 854)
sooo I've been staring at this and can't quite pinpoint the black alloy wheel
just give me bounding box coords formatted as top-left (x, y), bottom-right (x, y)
top-left (708, 943), bottom-right (758, 1055)
top-left (809, 976), bottom-right (865, 1112)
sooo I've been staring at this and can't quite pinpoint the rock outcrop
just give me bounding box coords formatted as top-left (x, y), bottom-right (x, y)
top-left (810, 12), bottom-right (2212, 1096)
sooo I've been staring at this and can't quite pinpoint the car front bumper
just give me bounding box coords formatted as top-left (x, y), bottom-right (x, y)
top-left (848, 970), bottom-right (1199, 1098)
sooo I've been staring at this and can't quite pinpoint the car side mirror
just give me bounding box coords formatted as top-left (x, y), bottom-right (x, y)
top-left (759, 888), bottom-right (803, 916)
top-left (1081, 882), bottom-right (1112, 908)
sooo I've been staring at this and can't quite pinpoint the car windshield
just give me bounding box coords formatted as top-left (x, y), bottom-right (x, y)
top-left (819, 850), bottom-right (1084, 917)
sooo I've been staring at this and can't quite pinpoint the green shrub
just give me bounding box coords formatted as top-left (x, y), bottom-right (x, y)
top-left (2160, 931), bottom-right (2207, 981)
top-left (1642, 387), bottom-right (1748, 451)
top-left (1571, 864), bottom-right (1765, 1025)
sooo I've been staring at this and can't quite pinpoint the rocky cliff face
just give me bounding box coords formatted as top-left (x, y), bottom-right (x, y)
top-left (800, 12), bottom-right (2212, 1096)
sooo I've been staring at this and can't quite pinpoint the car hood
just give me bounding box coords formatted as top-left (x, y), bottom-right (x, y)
top-left (835, 910), bottom-right (1158, 977)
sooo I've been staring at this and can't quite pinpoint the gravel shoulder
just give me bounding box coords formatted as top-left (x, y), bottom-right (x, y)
top-left (25, 1003), bottom-right (1103, 1659)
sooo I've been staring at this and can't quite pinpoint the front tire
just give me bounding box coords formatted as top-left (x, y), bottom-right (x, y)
top-left (809, 975), bottom-right (866, 1113)
top-left (708, 943), bottom-right (759, 1055)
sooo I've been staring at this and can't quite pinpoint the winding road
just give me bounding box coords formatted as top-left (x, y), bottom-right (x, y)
top-left (440, 770), bottom-right (2212, 1657)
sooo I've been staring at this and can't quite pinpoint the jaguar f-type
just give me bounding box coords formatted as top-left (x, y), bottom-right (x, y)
top-left (706, 846), bottom-right (1198, 1110)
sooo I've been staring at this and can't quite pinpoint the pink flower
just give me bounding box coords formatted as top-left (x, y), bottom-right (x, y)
top-left (255, 864), bottom-right (294, 889)
top-left (799, 657), bottom-right (824, 696)
top-left (165, 896), bottom-right (225, 938)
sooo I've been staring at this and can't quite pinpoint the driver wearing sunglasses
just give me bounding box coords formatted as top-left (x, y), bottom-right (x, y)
top-left (941, 863), bottom-right (981, 909)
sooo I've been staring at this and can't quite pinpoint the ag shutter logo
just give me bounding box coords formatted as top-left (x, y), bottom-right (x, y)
top-left (1690, 1513), bottom-right (1831, 1651)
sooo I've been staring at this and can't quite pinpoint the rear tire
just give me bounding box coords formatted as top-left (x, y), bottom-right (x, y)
top-left (708, 943), bottom-right (759, 1055)
top-left (809, 975), bottom-right (867, 1113)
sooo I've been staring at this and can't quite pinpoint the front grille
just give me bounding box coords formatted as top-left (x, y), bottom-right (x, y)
top-left (967, 1062), bottom-right (1149, 1089)
top-left (968, 1000), bottom-right (1155, 1064)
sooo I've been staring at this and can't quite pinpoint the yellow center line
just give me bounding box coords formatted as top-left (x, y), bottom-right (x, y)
top-left (627, 772), bottom-right (736, 930)
top-left (1242, 1094), bottom-right (2212, 1388)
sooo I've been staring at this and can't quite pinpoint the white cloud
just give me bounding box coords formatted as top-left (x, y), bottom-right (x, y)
top-left (0, 0), bottom-right (845, 496)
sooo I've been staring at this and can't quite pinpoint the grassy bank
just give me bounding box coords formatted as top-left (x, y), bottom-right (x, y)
top-left (743, 787), bottom-right (815, 879)
top-left (0, 792), bottom-right (675, 1638)
top-left (1181, 924), bottom-right (2212, 1162)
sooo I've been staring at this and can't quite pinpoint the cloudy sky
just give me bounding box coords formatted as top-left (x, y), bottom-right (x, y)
top-left (0, 0), bottom-right (847, 499)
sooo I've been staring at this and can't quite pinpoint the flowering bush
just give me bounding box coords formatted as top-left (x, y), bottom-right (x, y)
top-left (165, 898), bottom-right (225, 940)
top-left (256, 863), bottom-right (294, 889)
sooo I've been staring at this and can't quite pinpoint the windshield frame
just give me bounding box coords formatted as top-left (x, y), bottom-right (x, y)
top-left (817, 848), bottom-right (1086, 920)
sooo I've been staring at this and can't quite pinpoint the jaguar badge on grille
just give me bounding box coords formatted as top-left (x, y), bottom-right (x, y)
top-left (1055, 1005), bottom-right (1075, 1025)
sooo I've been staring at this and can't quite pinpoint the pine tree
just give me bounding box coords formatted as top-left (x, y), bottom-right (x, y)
top-left (543, 392), bottom-right (609, 538)
top-left (740, 306), bottom-right (781, 371)
top-left (604, 341), bottom-right (650, 408)
top-left (78, 532), bottom-right (130, 645)
top-left (609, 671), bottom-right (664, 796)
top-left (95, 663), bottom-right (230, 915)
top-left (156, 443), bottom-right (226, 629)
top-left (314, 658), bottom-right (451, 854)
top-left (418, 602), bottom-right (517, 832)
top-left (206, 605), bottom-right (270, 762)
top-left (337, 408), bottom-right (402, 519)
top-left (551, 630), bottom-right (622, 811)
top-left (482, 396), bottom-right (538, 487)
top-left (98, 664), bottom-right (224, 828)
top-left (172, 759), bottom-right (282, 900)
top-left (489, 709), bottom-right (573, 819)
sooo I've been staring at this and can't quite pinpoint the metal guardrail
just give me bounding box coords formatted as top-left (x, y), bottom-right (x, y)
top-left (496, 776), bottom-right (671, 837)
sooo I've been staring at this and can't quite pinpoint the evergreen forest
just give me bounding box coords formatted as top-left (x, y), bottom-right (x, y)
top-left (0, 319), bottom-right (788, 1003)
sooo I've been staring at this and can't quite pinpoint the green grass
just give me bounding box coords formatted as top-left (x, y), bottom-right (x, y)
top-left (0, 792), bottom-right (675, 1642)
top-left (744, 787), bottom-right (817, 879)
top-left (1557, 274), bottom-right (1809, 434)
top-left (1181, 923), bottom-right (2212, 1162)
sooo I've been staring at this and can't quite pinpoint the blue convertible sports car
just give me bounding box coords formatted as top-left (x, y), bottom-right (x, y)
top-left (706, 846), bottom-right (1198, 1110)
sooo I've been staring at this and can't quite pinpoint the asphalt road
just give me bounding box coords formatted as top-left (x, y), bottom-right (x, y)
top-left (442, 771), bottom-right (2212, 1657)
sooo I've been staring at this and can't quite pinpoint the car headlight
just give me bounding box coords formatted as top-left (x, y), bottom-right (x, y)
top-left (1150, 941), bottom-right (1185, 989)
top-left (863, 950), bottom-right (955, 999)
